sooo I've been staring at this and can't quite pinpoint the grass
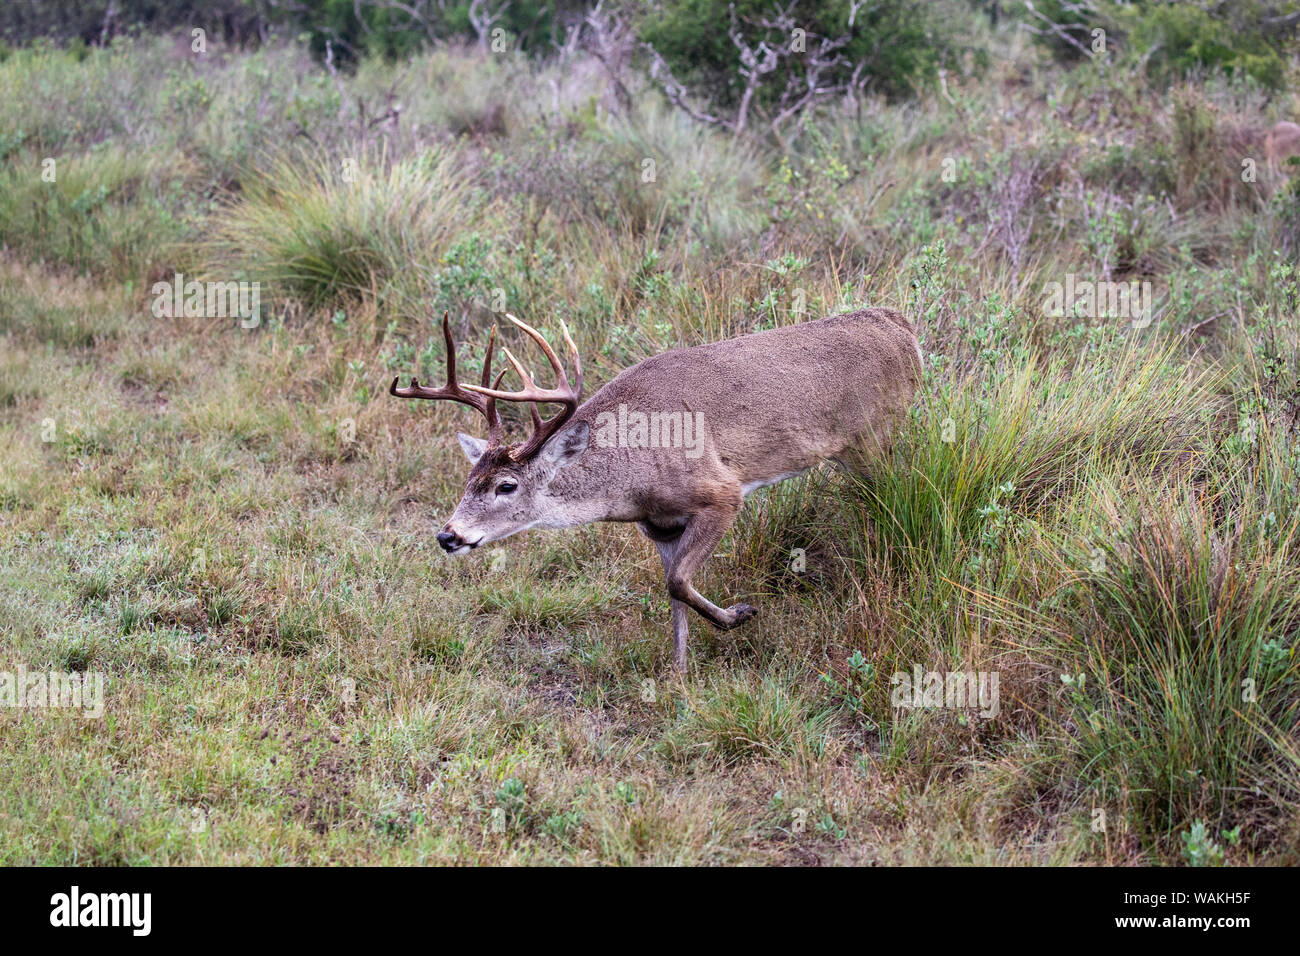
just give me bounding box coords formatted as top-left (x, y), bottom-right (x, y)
top-left (0, 31), bottom-right (1298, 865)
top-left (1048, 484), bottom-right (1300, 845)
top-left (203, 148), bottom-right (488, 309)
top-left (0, 143), bottom-right (198, 277)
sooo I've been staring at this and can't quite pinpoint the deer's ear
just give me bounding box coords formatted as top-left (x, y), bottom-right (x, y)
top-left (457, 432), bottom-right (489, 464)
top-left (542, 421), bottom-right (589, 468)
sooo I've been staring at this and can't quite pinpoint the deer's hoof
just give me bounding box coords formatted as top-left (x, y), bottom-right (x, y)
top-left (724, 603), bottom-right (758, 628)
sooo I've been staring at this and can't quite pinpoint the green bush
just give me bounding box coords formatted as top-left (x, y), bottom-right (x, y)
top-left (638, 0), bottom-right (983, 112)
top-left (1122, 0), bottom-right (1289, 89)
top-left (1021, 0), bottom-right (1294, 89)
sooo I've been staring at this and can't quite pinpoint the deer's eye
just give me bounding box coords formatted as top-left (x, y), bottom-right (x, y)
top-left (496, 480), bottom-right (517, 495)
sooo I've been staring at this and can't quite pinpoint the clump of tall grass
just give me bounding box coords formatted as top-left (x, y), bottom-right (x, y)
top-left (845, 334), bottom-right (1220, 580)
top-left (363, 45), bottom-right (522, 140)
top-left (824, 333), bottom-right (1227, 767)
top-left (593, 100), bottom-right (767, 245)
top-left (202, 147), bottom-right (491, 311)
top-left (1040, 476), bottom-right (1300, 852)
top-left (479, 97), bottom-right (765, 261)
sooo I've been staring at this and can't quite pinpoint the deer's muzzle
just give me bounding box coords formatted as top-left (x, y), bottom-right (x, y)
top-left (437, 529), bottom-right (476, 553)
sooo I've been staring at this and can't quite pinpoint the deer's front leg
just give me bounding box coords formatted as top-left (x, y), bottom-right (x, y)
top-left (650, 538), bottom-right (691, 672)
top-left (664, 503), bottom-right (756, 632)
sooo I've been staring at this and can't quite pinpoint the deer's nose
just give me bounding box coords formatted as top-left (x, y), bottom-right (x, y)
top-left (437, 530), bottom-right (463, 552)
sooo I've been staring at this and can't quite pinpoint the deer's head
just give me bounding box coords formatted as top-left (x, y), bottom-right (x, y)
top-left (391, 312), bottom-right (586, 555)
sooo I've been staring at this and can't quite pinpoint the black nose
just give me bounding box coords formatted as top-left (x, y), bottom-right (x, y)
top-left (437, 530), bottom-right (462, 552)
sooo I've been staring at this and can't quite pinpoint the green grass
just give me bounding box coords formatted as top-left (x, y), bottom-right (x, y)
top-left (0, 32), bottom-right (1298, 865)
top-left (1038, 470), bottom-right (1300, 843)
top-left (0, 143), bottom-right (196, 277)
top-left (202, 149), bottom-right (487, 309)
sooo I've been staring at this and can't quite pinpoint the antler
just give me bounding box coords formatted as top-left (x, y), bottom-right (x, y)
top-left (463, 313), bottom-right (583, 461)
top-left (389, 311), bottom-right (504, 444)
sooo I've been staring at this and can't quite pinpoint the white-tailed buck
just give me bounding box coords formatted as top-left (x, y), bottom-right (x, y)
top-left (392, 308), bottom-right (922, 671)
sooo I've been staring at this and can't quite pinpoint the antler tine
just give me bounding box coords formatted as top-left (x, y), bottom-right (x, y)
top-left (389, 311), bottom-right (504, 443)
top-left (441, 308), bottom-right (459, 384)
top-left (559, 318), bottom-right (582, 393)
top-left (497, 346), bottom-right (544, 430)
top-left (461, 313), bottom-right (585, 460)
top-left (499, 346), bottom-right (537, 390)
top-left (480, 324), bottom-right (497, 388)
top-left (504, 314), bottom-right (568, 384)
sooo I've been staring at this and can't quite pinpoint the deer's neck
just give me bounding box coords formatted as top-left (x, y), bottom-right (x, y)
top-left (535, 457), bottom-right (641, 528)
top-left (532, 494), bottom-right (619, 530)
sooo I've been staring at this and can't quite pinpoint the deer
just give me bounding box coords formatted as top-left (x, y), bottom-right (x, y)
top-left (391, 307), bottom-right (922, 672)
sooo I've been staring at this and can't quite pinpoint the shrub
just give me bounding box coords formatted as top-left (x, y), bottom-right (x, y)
top-left (1122, 0), bottom-right (1288, 90)
top-left (1021, 1), bottom-right (1293, 90)
top-left (638, 0), bottom-right (983, 120)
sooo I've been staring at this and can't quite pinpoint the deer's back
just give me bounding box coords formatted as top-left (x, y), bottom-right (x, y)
top-left (581, 307), bottom-right (921, 483)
